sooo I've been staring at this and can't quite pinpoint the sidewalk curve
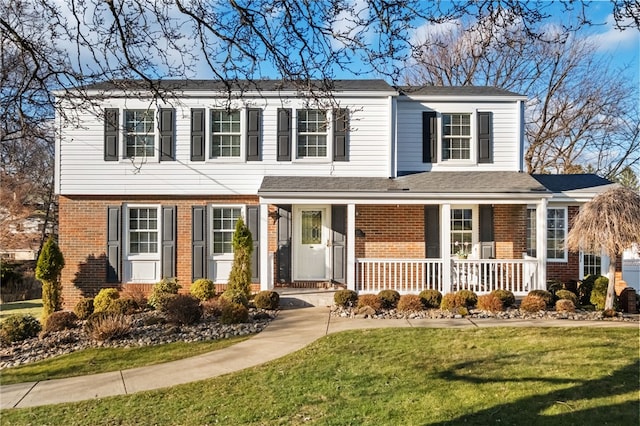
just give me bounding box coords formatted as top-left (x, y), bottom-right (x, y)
top-left (1, 307), bottom-right (638, 409)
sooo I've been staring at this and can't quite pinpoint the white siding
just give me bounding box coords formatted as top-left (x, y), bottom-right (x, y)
top-left (57, 95), bottom-right (393, 195)
top-left (396, 99), bottom-right (521, 173)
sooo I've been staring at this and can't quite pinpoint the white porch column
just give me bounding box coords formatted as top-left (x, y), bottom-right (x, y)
top-left (441, 204), bottom-right (452, 294)
top-left (536, 198), bottom-right (547, 290)
top-left (346, 203), bottom-right (356, 291)
top-left (259, 203), bottom-right (271, 290)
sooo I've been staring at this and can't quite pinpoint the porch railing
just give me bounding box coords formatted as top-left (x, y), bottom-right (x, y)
top-left (355, 258), bottom-right (538, 296)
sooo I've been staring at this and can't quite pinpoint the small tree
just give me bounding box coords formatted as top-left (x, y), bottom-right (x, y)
top-left (36, 236), bottom-right (65, 318)
top-left (225, 217), bottom-right (253, 299)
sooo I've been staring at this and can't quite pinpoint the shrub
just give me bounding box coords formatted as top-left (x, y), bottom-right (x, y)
top-left (520, 294), bottom-right (547, 313)
top-left (378, 289), bottom-right (401, 309)
top-left (357, 294), bottom-right (382, 311)
top-left (74, 298), bottom-right (94, 320)
top-left (219, 302), bottom-right (249, 324)
top-left (397, 294), bottom-right (423, 312)
top-left (84, 312), bottom-right (133, 341)
top-left (491, 289), bottom-right (516, 308)
top-left (579, 274), bottom-right (597, 306)
top-left (591, 276), bottom-right (609, 310)
top-left (93, 288), bottom-right (120, 313)
top-left (253, 290), bottom-right (280, 310)
top-left (163, 294), bottom-right (203, 325)
top-left (419, 290), bottom-right (442, 309)
top-left (43, 311), bottom-right (78, 333)
top-left (334, 289), bottom-right (358, 308)
top-left (546, 279), bottom-right (564, 295)
top-left (221, 289), bottom-right (249, 307)
top-left (555, 299), bottom-right (576, 313)
top-left (36, 236), bottom-right (65, 319)
top-left (190, 278), bottom-right (216, 301)
top-left (0, 314), bottom-right (42, 343)
top-left (555, 290), bottom-right (578, 306)
top-left (477, 294), bottom-right (504, 312)
top-left (440, 293), bottom-right (464, 311)
top-left (527, 290), bottom-right (553, 308)
top-left (456, 290), bottom-right (478, 308)
top-left (121, 286), bottom-right (148, 310)
top-left (226, 217), bottom-right (253, 299)
top-left (148, 278), bottom-right (181, 310)
top-left (202, 298), bottom-right (226, 318)
top-left (107, 297), bottom-right (138, 315)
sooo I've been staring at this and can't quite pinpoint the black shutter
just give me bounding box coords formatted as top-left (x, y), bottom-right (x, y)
top-left (104, 108), bottom-right (119, 161)
top-left (424, 205), bottom-right (440, 258)
top-left (191, 109), bottom-right (205, 161)
top-left (276, 205), bottom-right (292, 282)
top-left (246, 206), bottom-right (260, 283)
top-left (479, 204), bottom-right (495, 258)
top-left (106, 206), bottom-right (121, 282)
top-left (246, 108), bottom-right (261, 161)
top-left (192, 206), bottom-right (207, 280)
top-left (331, 205), bottom-right (347, 283)
top-left (162, 206), bottom-right (176, 278)
top-left (160, 108), bottom-right (175, 161)
top-left (478, 111), bottom-right (493, 163)
top-left (277, 108), bottom-right (292, 161)
top-left (422, 111), bottom-right (437, 163)
top-left (333, 108), bottom-right (349, 162)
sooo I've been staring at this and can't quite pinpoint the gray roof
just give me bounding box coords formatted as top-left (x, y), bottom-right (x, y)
top-left (397, 85), bottom-right (524, 97)
top-left (259, 171), bottom-right (548, 195)
top-left (532, 174), bottom-right (612, 192)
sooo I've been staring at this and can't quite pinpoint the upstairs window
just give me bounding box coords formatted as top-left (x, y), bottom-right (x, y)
top-left (211, 110), bottom-right (241, 158)
top-left (128, 207), bottom-right (159, 255)
top-left (442, 113), bottom-right (471, 160)
top-left (124, 110), bottom-right (155, 158)
top-left (297, 109), bottom-right (327, 158)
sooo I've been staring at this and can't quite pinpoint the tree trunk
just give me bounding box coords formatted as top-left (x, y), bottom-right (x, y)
top-left (605, 259), bottom-right (616, 310)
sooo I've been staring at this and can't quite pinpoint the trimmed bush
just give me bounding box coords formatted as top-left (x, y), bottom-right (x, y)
top-left (579, 274), bottom-right (597, 306)
top-left (219, 302), bottom-right (249, 324)
top-left (546, 279), bottom-right (564, 295)
top-left (190, 278), bottom-right (216, 301)
top-left (163, 294), bottom-right (203, 325)
top-left (378, 289), bottom-right (401, 309)
top-left (74, 298), bottom-right (94, 320)
top-left (221, 289), bottom-right (249, 307)
top-left (84, 312), bottom-right (133, 341)
top-left (477, 294), bottom-right (504, 312)
top-left (591, 276), bottom-right (609, 310)
top-left (36, 236), bottom-right (65, 319)
top-left (227, 217), bottom-right (253, 299)
top-left (555, 299), bottom-right (576, 313)
top-left (528, 290), bottom-right (553, 308)
top-left (334, 289), bottom-right (358, 308)
top-left (107, 297), bottom-right (138, 315)
top-left (491, 289), bottom-right (516, 308)
top-left (43, 311), bottom-right (78, 333)
top-left (555, 289), bottom-right (578, 305)
top-left (456, 290), bottom-right (478, 308)
top-left (440, 293), bottom-right (464, 311)
top-left (520, 294), bottom-right (546, 313)
top-left (0, 314), bottom-right (42, 343)
top-left (93, 288), bottom-right (120, 313)
top-left (397, 294), bottom-right (423, 312)
top-left (148, 277), bottom-right (181, 310)
top-left (253, 290), bottom-right (280, 310)
top-left (419, 290), bottom-right (442, 309)
top-left (357, 294), bottom-right (382, 311)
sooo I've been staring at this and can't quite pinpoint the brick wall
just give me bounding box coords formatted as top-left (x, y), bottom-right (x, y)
top-left (355, 205), bottom-right (425, 258)
top-left (59, 195), bottom-right (259, 309)
top-left (494, 204), bottom-right (527, 259)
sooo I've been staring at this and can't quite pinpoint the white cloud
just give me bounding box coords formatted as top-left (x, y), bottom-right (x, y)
top-left (585, 14), bottom-right (640, 53)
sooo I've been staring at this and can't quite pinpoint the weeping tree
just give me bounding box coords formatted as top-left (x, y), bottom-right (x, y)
top-left (35, 236), bottom-right (65, 318)
top-left (226, 217), bottom-right (253, 299)
top-left (566, 186), bottom-right (640, 310)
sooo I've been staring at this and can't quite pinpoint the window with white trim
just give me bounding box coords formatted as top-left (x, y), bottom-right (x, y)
top-left (451, 208), bottom-right (473, 256)
top-left (211, 207), bottom-right (242, 254)
top-left (211, 110), bottom-right (241, 158)
top-left (547, 207), bottom-right (567, 261)
top-left (127, 207), bottom-right (159, 255)
top-left (582, 253), bottom-right (602, 277)
top-left (124, 109), bottom-right (155, 158)
top-left (526, 208), bottom-right (537, 256)
top-left (297, 109), bottom-right (327, 158)
top-left (442, 113), bottom-right (471, 160)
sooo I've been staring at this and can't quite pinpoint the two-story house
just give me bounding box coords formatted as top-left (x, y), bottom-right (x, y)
top-left (55, 80), bottom-right (613, 308)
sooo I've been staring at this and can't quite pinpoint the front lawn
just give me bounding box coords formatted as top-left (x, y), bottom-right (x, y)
top-left (2, 327), bottom-right (638, 425)
top-left (0, 299), bottom-right (43, 321)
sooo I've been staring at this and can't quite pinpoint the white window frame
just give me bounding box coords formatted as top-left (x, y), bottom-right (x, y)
top-left (441, 112), bottom-right (473, 162)
top-left (123, 108), bottom-right (157, 161)
top-left (209, 109), bottom-right (243, 160)
top-left (209, 205), bottom-right (245, 260)
top-left (547, 207), bottom-right (568, 262)
top-left (526, 207), bottom-right (537, 257)
top-left (450, 205), bottom-right (479, 258)
top-left (295, 109), bottom-right (330, 160)
top-left (125, 204), bottom-right (161, 261)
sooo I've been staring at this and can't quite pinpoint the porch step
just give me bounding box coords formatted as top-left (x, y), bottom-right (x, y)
top-left (275, 288), bottom-right (338, 309)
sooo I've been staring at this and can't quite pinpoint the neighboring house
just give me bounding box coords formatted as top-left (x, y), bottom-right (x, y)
top-left (54, 80), bottom-right (614, 308)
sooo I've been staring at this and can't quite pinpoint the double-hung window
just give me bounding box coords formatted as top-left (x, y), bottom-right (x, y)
top-left (297, 109), bottom-right (327, 158)
top-left (442, 113), bottom-right (471, 160)
top-left (128, 207), bottom-right (159, 256)
top-left (451, 208), bottom-right (473, 256)
top-left (124, 110), bottom-right (155, 158)
top-left (211, 110), bottom-right (241, 158)
top-left (211, 207), bottom-right (242, 255)
top-left (547, 207), bottom-right (567, 261)
top-left (526, 208), bottom-right (537, 256)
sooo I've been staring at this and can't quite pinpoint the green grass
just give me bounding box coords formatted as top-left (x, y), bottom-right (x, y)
top-left (0, 336), bottom-right (250, 386)
top-left (2, 327), bottom-right (638, 425)
top-left (0, 299), bottom-right (43, 321)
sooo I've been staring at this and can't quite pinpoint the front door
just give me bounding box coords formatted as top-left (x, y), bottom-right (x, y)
top-left (294, 206), bottom-right (329, 280)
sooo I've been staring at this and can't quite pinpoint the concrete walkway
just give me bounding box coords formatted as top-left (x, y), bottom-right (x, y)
top-left (1, 307), bottom-right (638, 409)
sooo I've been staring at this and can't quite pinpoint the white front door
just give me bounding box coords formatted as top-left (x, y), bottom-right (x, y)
top-left (294, 206), bottom-right (329, 280)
